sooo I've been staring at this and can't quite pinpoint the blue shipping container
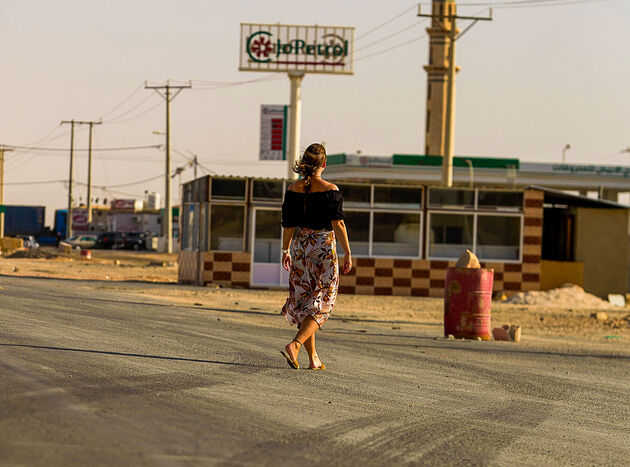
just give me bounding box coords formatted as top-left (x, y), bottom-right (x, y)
top-left (5, 205), bottom-right (45, 236)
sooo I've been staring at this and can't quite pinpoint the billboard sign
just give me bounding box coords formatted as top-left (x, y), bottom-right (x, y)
top-left (240, 23), bottom-right (354, 74)
top-left (260, 105), bottom-right (287, 161)
top-left (112, 199), bottom-right (141, 211)
top-left (72, 208), bottom-right (89, 230)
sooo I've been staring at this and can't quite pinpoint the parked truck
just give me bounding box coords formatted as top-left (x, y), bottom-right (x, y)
top-left (4, 205), bottom-right (45, 237)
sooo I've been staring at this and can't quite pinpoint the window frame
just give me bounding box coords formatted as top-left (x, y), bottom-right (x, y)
top-left (372, 183), bottom-right (424, 210)
top-left (426, 210), bottom-right (523, 263)
top-left (208, 203), bottom-right (247, 252)
top-left (474, 211), bottom-right (524, 263)
top-left (370, 209), bottom-right (424, 259)
top-left (209, 177), bottom-right (248, 202)
top-left (427, 186), bottom-right (476, 210)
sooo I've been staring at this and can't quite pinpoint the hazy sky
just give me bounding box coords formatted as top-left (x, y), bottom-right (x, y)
top-left (2, 0), bottom-right (629, 225)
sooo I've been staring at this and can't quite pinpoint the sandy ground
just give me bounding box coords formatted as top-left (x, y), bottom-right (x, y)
top-left (2, 247), bottom-right (629, 346)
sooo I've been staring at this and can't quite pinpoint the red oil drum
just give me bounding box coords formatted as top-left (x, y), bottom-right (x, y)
top-left (444, 267), bottom-right (494, 340)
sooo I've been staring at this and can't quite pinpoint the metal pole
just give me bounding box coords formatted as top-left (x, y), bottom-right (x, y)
top-left (287, 72), bottom-right (304, 180)
top-left (67, 120), bottom-right (75, 239)
top-left (193, 154), bottom-right (198, 179)
top-left (0, 147), bottom-right (10, 238)
top-left (145, 81), bottom-right (190, 253)
top-left (165, 84), bottom-right (173, 254)
top-left (464, 159), bottom-right (474, 188)
top-left (442, 17), bottom-right (457, 187)
top-left (86, 121), bottom-right (102, 224)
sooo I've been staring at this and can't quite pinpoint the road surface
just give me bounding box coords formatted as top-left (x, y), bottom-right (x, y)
top-left (1, 276), bottom-right (629, 465)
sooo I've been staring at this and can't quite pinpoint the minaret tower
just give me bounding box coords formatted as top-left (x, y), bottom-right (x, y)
top-left (423, 0), bottom-right (459, 156)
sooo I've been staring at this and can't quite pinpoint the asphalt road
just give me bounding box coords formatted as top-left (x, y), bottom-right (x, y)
top-left (1, 276), bottom-right (629, 466)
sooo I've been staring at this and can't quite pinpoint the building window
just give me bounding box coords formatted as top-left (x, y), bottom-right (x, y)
top-left (373, 213), bottom-right (421, 257)
top-left (428, 213), bottom-right (474, 258)
top-left (253, 209), bottom-right (281, 263)
top-left (476, 215), bottom-right (521, 261)
top-left (341, 211), bottom-right (370, 256)
top-left (252, 180), bottom-right (283, 201)
top-left (182, 203), bottom-right (198, 251)
top-left (477, 190), bottom-right (523, 211)
top-left (210, 205), bottom-right (245, 251)
top-left (211, 178), bottom-right (246, 201)
top-left (374, 186), bottom-right (423, 209)
top-left (336, 183), bottom-right (371, 207)
top-left (429, 188), bottom-right (475, 209)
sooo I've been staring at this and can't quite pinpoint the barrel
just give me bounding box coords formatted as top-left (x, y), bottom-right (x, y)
top-left (444, 267), bottom-right (494, 340)
top-left (80, 249), bottom-right (92, 260)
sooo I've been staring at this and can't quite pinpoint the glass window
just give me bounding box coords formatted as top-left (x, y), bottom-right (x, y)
top-left (429, 188), bottom-right (474, 209)
top-left (252, 180), bottom-right (283, 201)
top-left (476, 215), bottom-right (521, 261)
top-left (211, 178), bottom-right (246, 200)
top-left (336, 183), bottom-right (371, 206)
top-left (182, 182), bottom-right (193, 203)
top-left (210, 205), bottom-right (245, 251)
top-left (373, 213), bottom-right (420, 257)
top-left (374, 186), bottom-right (422, 209)
top-left (182, 203), bottom-right (198, 250)
top-left (254, 210), bottom-right (281, 263)
top-left (429, 213), bottom-right (473, 258)
top-left (340, 211), bottom-right (370, 256)
top-left (477, 190), bottom-right (523, 211)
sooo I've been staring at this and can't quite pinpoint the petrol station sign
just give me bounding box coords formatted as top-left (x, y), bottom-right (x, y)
top-left (240, 23), bottom-right (354, 74)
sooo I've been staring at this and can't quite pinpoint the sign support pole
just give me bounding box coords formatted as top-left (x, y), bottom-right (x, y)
top-left (287, 72), bottom-right (304, 180)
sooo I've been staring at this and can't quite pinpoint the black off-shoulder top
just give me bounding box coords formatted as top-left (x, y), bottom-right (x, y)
top-left (281, 190), bottom-right (344, 230)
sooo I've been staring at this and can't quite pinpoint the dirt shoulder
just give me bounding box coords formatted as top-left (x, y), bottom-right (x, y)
top-left (2, 248), bottom-right (629, 347)
top-left (0, 247), bottom-right (177, 283)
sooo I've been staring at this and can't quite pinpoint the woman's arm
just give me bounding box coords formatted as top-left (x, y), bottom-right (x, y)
top-left (331, 219), bottom-right (352, 274)
top-left (281, 227), bottom-right (295, 271)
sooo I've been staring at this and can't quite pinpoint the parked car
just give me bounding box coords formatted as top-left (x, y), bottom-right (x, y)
top-left (120, 232), bottom-right (148, 250)
top-left (96, 232), bottom-right (124, 249)
top-left (65, 234), bottom-right (98, 249)
top-left (16, 235), bottom-right (40, 249)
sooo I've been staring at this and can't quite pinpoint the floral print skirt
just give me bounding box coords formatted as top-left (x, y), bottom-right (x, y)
top-left (282, 227), bottom-right (339, 328)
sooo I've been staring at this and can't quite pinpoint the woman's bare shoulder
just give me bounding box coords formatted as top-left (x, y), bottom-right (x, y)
top-left (320, 179), bottom-right (339, 191)
top-left (287, 180), bottom-right (304, 192)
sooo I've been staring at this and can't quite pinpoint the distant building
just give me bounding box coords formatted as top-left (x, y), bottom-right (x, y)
top-left (178, 173), bottom-right (629, 298)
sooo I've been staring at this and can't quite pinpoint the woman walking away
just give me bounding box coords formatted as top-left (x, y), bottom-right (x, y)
top-left (280, 143), bottom-right (352, 370)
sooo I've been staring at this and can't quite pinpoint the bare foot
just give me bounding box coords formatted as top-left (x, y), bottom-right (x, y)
top-left (285, 341), bottom-right (300, 361)
top-left (309, 355), bottom-right (323, 369)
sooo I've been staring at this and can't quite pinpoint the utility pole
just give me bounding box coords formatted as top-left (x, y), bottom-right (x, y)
top-left (61, 119), bottom-right (99, 238)
top-left (145, 80), bottom-right (191, 254)
top-left (86, 121), bottom-right (102, 225)
top-left (0, 146), bottom-right (13, 238)
top-left (419, 2), bottom-right (492, 187)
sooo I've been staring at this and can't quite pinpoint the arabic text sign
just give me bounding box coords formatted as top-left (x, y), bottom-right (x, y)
top-left (240, 23), bottom-right (354, 74)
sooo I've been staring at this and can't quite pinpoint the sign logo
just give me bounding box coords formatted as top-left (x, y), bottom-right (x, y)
top-left (240, 24), bottom-right (354, 75)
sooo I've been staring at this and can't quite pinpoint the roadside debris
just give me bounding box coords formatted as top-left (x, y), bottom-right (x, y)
top-left (455, 249), bottom-right (480, 269)
top-left (607, 294), bottom-right (626, 307)
top-left (492, 324), bottom-right (522, 342)
top-left (507, 284), bottom-right (609, 308)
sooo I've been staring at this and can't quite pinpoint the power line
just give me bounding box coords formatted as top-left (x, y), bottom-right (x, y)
top-left (190, 74), bottom-right (284, 89)
top-left (434, 0), bottom-right (611, 7)
top-left (7, 144), bottom-right (161, 152)
top-left (98, 82), bottom-right (144, 120)
top-left (354, 20), bottom-right (427, 54)
top-left (102, 92), bottom-right (158, 123)
top-left (356, 3), bottom-right (419, 41)
top-left (355, 34), bottom-right (428, 62)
